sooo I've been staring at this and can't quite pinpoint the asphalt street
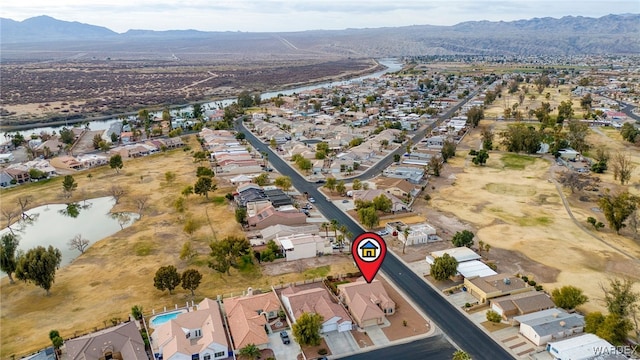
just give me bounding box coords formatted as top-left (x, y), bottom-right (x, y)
top-left (235, 83), bottom-right (515, 359)
top-left (339, 335), bottom-right (457, 360)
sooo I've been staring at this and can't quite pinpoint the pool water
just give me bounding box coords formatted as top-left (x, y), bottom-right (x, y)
top-left (150, 311), bottom-right (183, 327)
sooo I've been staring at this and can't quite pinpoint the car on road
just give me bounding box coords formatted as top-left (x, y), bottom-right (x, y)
top-left (315, 179), bottom-right (326, 184)
top-left (280, 331), bottom-right (291, 344)
top-left (377, 229), bottom-right (389, 236)
top-left (308, 197), bottom-right (316, 203)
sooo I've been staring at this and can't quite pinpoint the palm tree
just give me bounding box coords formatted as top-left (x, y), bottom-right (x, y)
top-left (330, 219), bottom-right (339, 240)
top-left (238, 343), bottom-right (260, 360)
top-left (320, 222), bottom-right (330, 239)
top-left (402, 227), bottom-right (411, 255)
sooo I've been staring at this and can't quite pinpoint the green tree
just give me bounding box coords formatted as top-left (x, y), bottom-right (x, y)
top-left (92, 134), bottom-right (103, 149)
top-left (183, 217), bottom-right (200, 238)
top-left (194, 176), bottom-right (216, 199)
top-left (466, 107), bottom-right (484, 128)
top-left (372, 194), bottom-right (392, 213)
top-left (358, 206), bottom-right (379, 229)
top-left (471, 149), bottom-right (489, 166)
top-left (557, 100), bottom-right (574, 123)
top-left (567, 120), bottom-right (589, 153)
top-left (451, 230), bottom-right (474, 248)
top-left (182, 185), bottom-right (194, 198)
top-left (192, 103), bottom-right (203, 120)
top-left (428, 156), bottom-right (443, 177)
top-left (292, 312), bottom-right (323, 346)
top-left (196, 166), bottom-right (214, 177)
top-left (324, 177), bottom-right (337, 193)
top-left (59, 127), bottom-right (75, 144)
top-left (15, 245), bottom-right (62, 295)
top-left (316, 141), bottom-right (330, 153)
top-left (481, 127), bottom-right (494, 151)
top-left (441, 140), bottom-right (456, 162)
top-left (235, 208), bottom-right (248, 226)
top-left (452, 350), bottom-right (472, 360)
top-left (153, 265), bottom-right (181, 294)
top-left (611, 152), bottom-right (635, 185)
top-left (596, 313), bottom-right (633, 345)
top-left (181, 269), bottom-right (202, 296)
top-left (238, 343), bottom-right (260, 360)
top-left (193, 151), bottom-right (208, 163)
top-left (0, 233), bottom-right (20, 283)
top-left (180, 241), bottom-right (197, 261)
top-left (598, 191), bottom-right (638, 234)
top-left (109, 154), bottom-right (123, 174)
top-left (352, 179), bottom-right (362, 190)
top-left (602, 278), bottom-right (639, 318)
top-left (274, 176), bottom-right (292, 192)
top-left (551, 286), bottom-right (589, 310)
top-left (208, 236), bottom-right (251, 275)
top-left (501, 123), bottom-right (542, 154)
top-left (585, 311), bottom-right (605, 333)
top-left (620, 123), bottom-right (639, 143)
top-left (253, 173), bottom-right (269, 186)
top-left (10, 132), bottom-right (25, 147)
top-left (336, 180), bottom-right (346, 196)
top-left (486, 309), bottom-right (502, 323)
top-left (131, 305), bottom-right (144, 321)
top-left (394, 154), bottom-right (401, 163)
top-left (165, 171), bottom-right (176, 184)
top-left (430, 253), bottom-right (458, 281)
top-left (62, 175), bottom-right (77, 198)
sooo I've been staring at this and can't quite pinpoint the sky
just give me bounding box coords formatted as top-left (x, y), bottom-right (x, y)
top-left (2, 0), bottom-right (639, 33)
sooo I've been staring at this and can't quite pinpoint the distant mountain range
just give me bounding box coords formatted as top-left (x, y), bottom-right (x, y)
top-left (1, 14), bottom-right (639, 57)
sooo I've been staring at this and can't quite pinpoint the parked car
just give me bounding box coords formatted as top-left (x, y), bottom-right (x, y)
top-left (377, 229), bottom-right (389, 236)
top-left (308, 197), bottom-right (316, 203)
top-left (315, 179), bottom-right (326, 184)
top-left (342, 199), bottom-right (349, 203)
top-left (280, 331), bottom-right (291, 344)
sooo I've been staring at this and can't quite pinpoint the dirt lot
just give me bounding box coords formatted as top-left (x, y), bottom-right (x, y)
top-left (0, 58), bottom-right (380, 129)
top-left (410, 124), bottom-right (640, 314)
top-left (378, 276), bottom-right (431, 341)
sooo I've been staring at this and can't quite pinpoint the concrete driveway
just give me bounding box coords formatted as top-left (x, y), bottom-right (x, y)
top-left (363, 325), bottom-right (390, 346)
top-left (268, 330), bottom-right (301, 360)
top-left (323, 330), bottom-right (359, 355)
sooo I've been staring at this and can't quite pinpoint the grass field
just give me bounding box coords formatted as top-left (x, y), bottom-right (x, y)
top-left (429, 133), bottom-right (640, 315)
top-left (0, 135), bottom-right (348, 358)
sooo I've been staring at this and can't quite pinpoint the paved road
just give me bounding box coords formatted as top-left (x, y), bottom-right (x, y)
top-left (235, 93), bottom-right (515, 359)
top-left (621, 102), bottom-right (640, 122)
top-left (339, 335), bottom-right (457, 360)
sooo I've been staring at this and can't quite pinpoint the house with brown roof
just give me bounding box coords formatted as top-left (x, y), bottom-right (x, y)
top-left (152, 298), bottom-right (229, 360)
top-left (337, 279), bottom-right (395, 328)
top-left (280, 285), bottom-right (353, 333)
top-left (352, 189), bottom-right (409, 212)
top-left (464, 273), bottom-right (532, 304)
top-left (223, 291), bottom-right (282, 351)
top-left (490, 291), bottom-right (556, 319)
top-left (247, 204), bottom-right (307, 230)
top-left (5, 168), bottom-right (30, 184)
top-left (374, 177), bottom-right (419, 199)
top-left (62, 321), bottom-right (147, 360)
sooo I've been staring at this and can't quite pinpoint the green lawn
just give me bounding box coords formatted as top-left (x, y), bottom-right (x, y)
top-left (501, 153), bottom-right (537, 170)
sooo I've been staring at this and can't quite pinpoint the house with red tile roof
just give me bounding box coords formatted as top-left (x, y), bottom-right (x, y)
top-left (152, 298), bottom-right (230, 360)
top-left (247, 204), bottom-right (307, 230)
top-left (337, 279), bottom-right (395, 328)
top-left (223, 291), bottom-right (282, 351)
top-left (280, 285), bottom-right (353, 333)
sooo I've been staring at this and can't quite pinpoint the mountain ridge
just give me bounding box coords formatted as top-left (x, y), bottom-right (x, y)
top-left (1, 14), bottom-right (638, 56)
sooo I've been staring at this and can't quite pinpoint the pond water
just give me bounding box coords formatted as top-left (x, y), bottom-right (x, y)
top-left (1, 196), bottom-right (139, 274)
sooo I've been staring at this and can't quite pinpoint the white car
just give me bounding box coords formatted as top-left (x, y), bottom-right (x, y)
top-left (308, 197), bottom-right (316, 203)
top-left (377, 230), bottom-right (389, 236)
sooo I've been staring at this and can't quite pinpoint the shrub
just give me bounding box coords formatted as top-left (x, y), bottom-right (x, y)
top-left (318, 349), bottom-right (328, 355)
top-left (486, 310), bottom-right (502, 323)
top-left (521, 276), bottom-right (529, 283)
top-left (402, 320), bottom-right (408, 327)
top-left (465, 303), bottom-right (472, 308)
top-left (535, 285), bottom-right (544, 291)
top-left (528, 280), bottom-right (537, 286)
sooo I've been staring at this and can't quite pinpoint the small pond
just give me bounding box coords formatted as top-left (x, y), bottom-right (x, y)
top-left (1, 196), bottom-right (139, 274)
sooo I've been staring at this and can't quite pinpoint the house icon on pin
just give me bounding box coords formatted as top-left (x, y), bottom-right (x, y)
top-left (361, 240), bottom-right (378, 258)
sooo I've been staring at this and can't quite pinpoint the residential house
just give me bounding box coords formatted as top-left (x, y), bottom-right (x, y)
top-left (456, 260), bottom-right (498, 279)
top-left (50, 156), bottom-right (84, 171)
top-left (514, 308), bottom-right (585, 346)
top-left (259, 224), bottom-right (320, 242)
top-left (153, 298), bottom-right (230, 360)
top-left (0, 171), bottom-right (14, 187)
top-left (546, 333), bottom-right (626, 360)
top-left (280, 285), bottom-right (353, 333)
top-left (223, 291), bottom-right (282, 351)
top-left (5, 168), bottom-right (30, 184)
top-left (247, 204), bottom-right (307, 230)
top-left (63, 321), bottom-right (147, 360)
top-left (375, 177), bottom-right (419, 199)
top-left (381, 166), bottom-right (424, 184)
top-left (0, 153), bottom-right (14, 163)
top-left (22, 347), bottom-right (55, 360)
top-left (76, 154), bottom-right (108, 169)
top-left (35, 138), bottom-right (64, 158)
top-left (426, 247), bottom-right (481, 265)
top-left (276, 233), bottom-right (330, 261)
top-left (352, 189), bottom-right (409, 212)
top-left (337, 279), bottom-right (395, 328)
top-left (464, 273), bottom-right (532, 304)
top-left (490, 292), bottom-right (556, 319)
top-left (397, 222), bottom-right (437, 245)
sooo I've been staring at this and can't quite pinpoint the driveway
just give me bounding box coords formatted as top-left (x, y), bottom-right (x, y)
top-left (323, 330), bottom-right (359, 355)
top-left (363, 325), bottom-right (390, 346)
top-left (268, 330), bottom-right (301, 360)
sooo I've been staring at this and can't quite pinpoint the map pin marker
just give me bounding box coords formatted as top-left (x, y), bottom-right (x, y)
top-left (351, 232), bottom-right (387, 283)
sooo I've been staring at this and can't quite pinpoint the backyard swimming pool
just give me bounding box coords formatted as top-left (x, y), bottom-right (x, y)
top-left (150, 310), bottom-right (187, 327)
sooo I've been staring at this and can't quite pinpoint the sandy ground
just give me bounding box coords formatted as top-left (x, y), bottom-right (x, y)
top-left (483, 84), bottom-right (587, 120)
top-left (410, 124), bottom-right (640, 315)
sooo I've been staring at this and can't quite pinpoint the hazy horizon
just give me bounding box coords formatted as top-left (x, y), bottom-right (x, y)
top-left (2, 0), bottom-right (639, 34)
